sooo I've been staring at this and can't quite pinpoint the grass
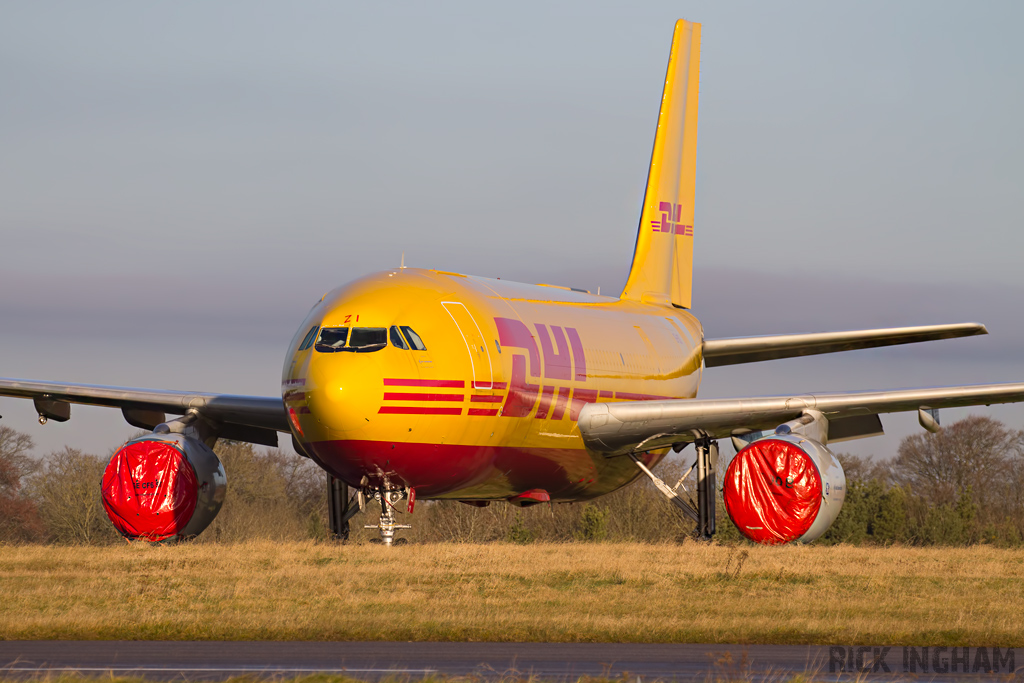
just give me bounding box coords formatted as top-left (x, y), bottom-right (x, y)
top-left (0, 679), bottom-right (814, 683)
top-left (0, 679), bottom-right (636, 683)
top-left (0, 678), bottom-right (832, 683)
top-left (1, 541), bottom-right (1023, 645)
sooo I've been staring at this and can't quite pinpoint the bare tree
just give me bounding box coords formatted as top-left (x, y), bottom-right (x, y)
top-left (201, 442), bottom-right (320, 542)
top-left (835, 452), bottom-right (891, 485)
top-left (891, 416), bottom-right (1022, 507)
top-left (0, 426), bottom-right (44, 543)
top-left (28, 447), bottom-right (119, 544)
top-left (262, 448), bottom-right (327, 527)
top-left (0, 425), bottom-right (36, 490)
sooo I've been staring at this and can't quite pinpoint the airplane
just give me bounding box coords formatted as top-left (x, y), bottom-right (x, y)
top-left (3, 19), bottom-right (1023, 546)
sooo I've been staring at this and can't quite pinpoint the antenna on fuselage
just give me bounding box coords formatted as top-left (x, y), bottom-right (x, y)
top-left (400, 252), bottom-right (406, 269)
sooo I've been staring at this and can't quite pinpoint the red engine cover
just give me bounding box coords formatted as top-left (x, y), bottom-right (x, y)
top-left (101, 439), bottom-right (199, 541)
top-left (723, 438), bottom-right (822, 544)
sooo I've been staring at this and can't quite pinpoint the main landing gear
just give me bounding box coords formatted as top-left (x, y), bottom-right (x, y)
top-left (327, 473), bottom-right (413, 546)
top-left (629, 436), bottom-right (717, 540)
top-left (327, 474), bottom-right (362, 542)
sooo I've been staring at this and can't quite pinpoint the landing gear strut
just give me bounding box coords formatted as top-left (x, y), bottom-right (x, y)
top-left (694, 437), bottom-right (717, 540)
top-left (629, 437), bottom-right (717, 540)
top-left (327, 474), bottom-right (363, 542)
top-left (364, 479), bottom-right (411, 546)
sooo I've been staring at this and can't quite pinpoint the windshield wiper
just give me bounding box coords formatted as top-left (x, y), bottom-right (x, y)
top-left (341, 343), bottom-right (387, 352)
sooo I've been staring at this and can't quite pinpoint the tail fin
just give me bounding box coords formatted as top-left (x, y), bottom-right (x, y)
top-left (620, 20), bottom-right (701, 309)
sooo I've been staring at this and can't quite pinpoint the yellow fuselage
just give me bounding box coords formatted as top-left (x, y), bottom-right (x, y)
top-left (282, 268), bottom-right (703, 501)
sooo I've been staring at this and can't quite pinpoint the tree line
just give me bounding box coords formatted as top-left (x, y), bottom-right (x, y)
top-left (1, 415), bottom-right (1022, 546)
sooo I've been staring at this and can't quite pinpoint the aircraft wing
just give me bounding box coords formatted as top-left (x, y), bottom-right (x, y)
top-left (0, 378), bottom-right (287, 447)
top-left (578, 381), bottom-right (1024, 456)
top-left (702, 322), bottom-right (987, 367)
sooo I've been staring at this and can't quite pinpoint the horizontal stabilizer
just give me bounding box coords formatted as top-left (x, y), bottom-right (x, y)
top-left (702, 322), bottom-right (987, 367)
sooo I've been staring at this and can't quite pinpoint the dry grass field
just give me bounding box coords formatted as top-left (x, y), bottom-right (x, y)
top-left (0, 679), bottom-right (442, 683)
top-left (0, 679), bottom-right (482, 683)
top-left (1, 541), bottom-right (1023, 645)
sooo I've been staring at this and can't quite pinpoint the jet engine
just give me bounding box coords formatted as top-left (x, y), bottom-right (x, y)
top-left (723, 433), bottom-right (846, 544)
top-left (101, 433), bottom-right (226, 542)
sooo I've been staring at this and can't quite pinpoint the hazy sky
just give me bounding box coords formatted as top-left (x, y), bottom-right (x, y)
top-left (2, 1), bottom-right (1022, 463)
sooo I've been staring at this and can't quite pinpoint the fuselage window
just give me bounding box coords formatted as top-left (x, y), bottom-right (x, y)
top-left (390, 325), bottom-right (410, 350)
top-left (400, 326), bottom-right (427, 351)
top-left (298, 325), bottom-right (319, 351)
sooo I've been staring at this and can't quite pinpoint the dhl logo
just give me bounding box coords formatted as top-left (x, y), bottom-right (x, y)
top-left (651, 201), bottom-right (693, 236)
top-left (379, 318), bottom-right (669, 419)
top-left (495, 317), bottom-right (588, 419)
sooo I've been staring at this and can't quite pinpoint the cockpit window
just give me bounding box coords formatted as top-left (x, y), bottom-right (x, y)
top-left (314, 327), bottom-right (388, 353)
top-left (298, 325), bottom-right (319, 351)
top-left (348, 327), bottom-right (387, 351)
top-left (315, 327), bottom-right (348, 352)
top-left (389, 325), bottom-right (409, 350)
top-left (400, 326), bottom-right (427, 351)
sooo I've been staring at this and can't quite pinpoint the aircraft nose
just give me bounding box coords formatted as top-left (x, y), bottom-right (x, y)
top-left (306, 351), bottom-right (381, 435)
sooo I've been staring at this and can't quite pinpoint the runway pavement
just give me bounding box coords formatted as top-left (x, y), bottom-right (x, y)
top-left (0, 641), bottom-right (1017, 681)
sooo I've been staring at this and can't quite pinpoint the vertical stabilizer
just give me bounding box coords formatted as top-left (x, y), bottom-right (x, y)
top-left (620, 20), bottom-right (701, 308)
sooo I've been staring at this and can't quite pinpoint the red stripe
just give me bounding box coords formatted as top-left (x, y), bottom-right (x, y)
top-left (491, 382), bottom-right (508, 390)
top-left (535, 385), bottom-right (554, 420)
top-left (378, 406), bottom-right (462, 415)
top-left (550, 387), bottom-right (571, 420)
top-left (468, 408), bottom-right (499, 417)
top-left (470, 395), bottom-right (504, 403)
top-left (570, 388), bottom-right (599, 421)
top-left (383, 392), bottom-right (464, 402)
top-left (384, 378), bottom-right (465, 388)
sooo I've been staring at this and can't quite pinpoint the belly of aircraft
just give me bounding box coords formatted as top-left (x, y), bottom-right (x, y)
top-left (306, 438), bottom-right (661, 500)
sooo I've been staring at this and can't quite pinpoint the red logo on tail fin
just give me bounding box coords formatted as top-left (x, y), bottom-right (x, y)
top-left (651, 201), bottom-right (692, 236)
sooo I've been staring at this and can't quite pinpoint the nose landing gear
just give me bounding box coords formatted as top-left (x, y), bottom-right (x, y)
top-left (364, 476), bottom-right (412, 546)
top-left (327, 473), bottom-right (414, 545)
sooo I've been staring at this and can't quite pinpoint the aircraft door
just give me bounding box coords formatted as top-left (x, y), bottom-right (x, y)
top-left (441, 302), bottom-right (495, 389)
